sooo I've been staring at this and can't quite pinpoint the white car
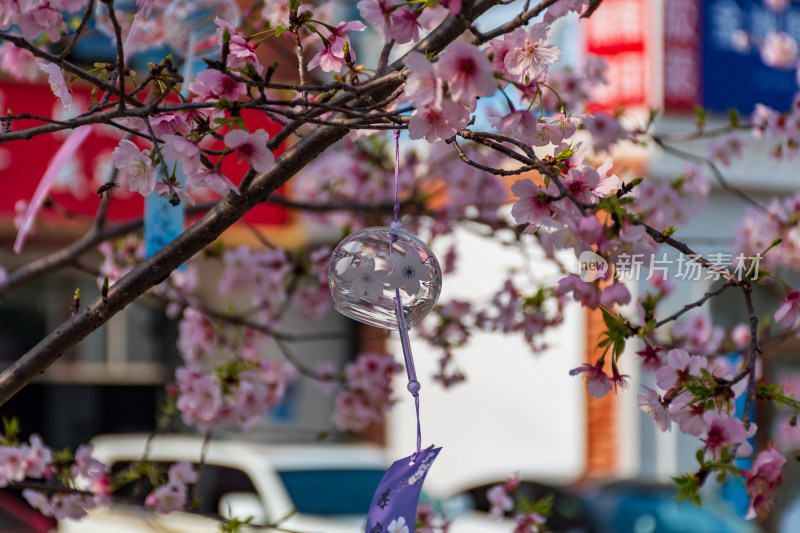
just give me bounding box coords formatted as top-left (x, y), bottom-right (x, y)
top-left (57, 434), bottom-right (509, 533)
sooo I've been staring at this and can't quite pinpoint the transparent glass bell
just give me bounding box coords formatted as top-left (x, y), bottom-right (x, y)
top-left (329, 227), bottom-right (442, 330)
top-left (163, 0), bottom-right (241, 58)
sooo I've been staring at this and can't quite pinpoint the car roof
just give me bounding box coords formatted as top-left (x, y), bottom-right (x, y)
top-left (90, 433), bottom-right (388, 470)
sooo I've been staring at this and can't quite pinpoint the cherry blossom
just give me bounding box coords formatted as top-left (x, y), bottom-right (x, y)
top-left (387, 250), bottom-right (430, 296)
top-left (407, 100), bottom-right (467, 143)
top-left (154, 182), bottom-right (195, 206)
top-left (760, 31), bottom-right (798, 69)
top-left (388, 7), bottom-right (421, 44)
top-left (702, 410), bottom-right (753, 461)
top-left (437, 42), bottom-right (496, 104)
top-left (490, 108), bottom-right (539, 140)
top-left (37, 59), bottom-right (71, 110)
top-left (638, 386), bottom-right (671, 432)
top-left (16, 3), bottom-right (63, 42)
top-left (667, 392), bottom-right (706, 436)
top-left (341, 258), bottom-right (389, 302)
top-left (215, 17), bottom-right (262, 73)
top-left (745, 445), bottom-right (785, 519)
top-left (404, 52), bottom-right (441, 109)
top-left (569, 361), bottom-right (611, 399)
top-left (487, 484), bottom-right (513, 518)
top-left (189, 170), bottom-right (239, 196)
top-left (224, 129), bottom-right (275, 173)
top-left (145, 485), bottom-right (186, 514)
top-left (775, 288), bottom-right (800, 327)
top-left (357, 0), bottom-right (394, 37)
top-left (655, 348), bottom-right (707, 391)
top-left (510, 179), bottom-right (555, 226)
top-left (387, 516), bottom-right (409, 533)
top-left (161, 134), bottom-right (200, 175)
top-left (149, 113), bottom-right (189, 136)
top-left (112, 140), bottom-right (156, 196)
top-left (503, 23), bottom-right (562, 82)
top-left (188, 69), bottom-right (246, 101)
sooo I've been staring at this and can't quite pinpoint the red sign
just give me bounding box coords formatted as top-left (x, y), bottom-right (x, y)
top-left (663, 0), bottom-right (702, 111)
top-left (583, 0), bottom-right (651, 110)
top-left (0, 80), bottom-right (288, 226)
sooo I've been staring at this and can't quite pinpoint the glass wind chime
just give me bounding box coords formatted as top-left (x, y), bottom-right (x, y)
top-left (328, 131), bottom-right (443, 533)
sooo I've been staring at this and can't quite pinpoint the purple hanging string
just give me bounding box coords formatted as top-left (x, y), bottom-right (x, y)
top-left (391, 129), bottom-right (422, 456)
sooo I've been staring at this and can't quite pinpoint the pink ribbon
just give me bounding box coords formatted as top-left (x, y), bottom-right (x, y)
top-left (14, 125), bottom-right (93, 253)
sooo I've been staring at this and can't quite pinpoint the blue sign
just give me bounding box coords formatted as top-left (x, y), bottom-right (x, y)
top-left (703, 0), bottom-right (800, 112)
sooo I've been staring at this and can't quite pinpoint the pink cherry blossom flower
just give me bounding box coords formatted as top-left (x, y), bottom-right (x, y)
top-left (145, 485), bottom-right (186, 514)
top-left (357, 0), bottom-right (394, 32)
top-left (731, 323), bottom-right (752, 349)
top-left (488, 37), bottom-right (510, 76)
top-left (1, 43), bottom-right (39, 81)
top-left (503, 23), bottom-right (562, 82)
top-left (708, 132), bottom-right (746, 166)
top-left (490, 108), bottom-right (538, 140)
top-left (637, 344), bottom-right (663, 372)
top-left (72, 444), bottom-right (106, 480)
top-left (37, 59), bottom-right (71, 110)
top-left (702, 411), bottom-right (753, 460)
top-left (215, 17), bottom-right (263, 73)
top-left (761, 31), bottom-right (798, 69)
top-left (22, 490), bottom-right (52, 516)
top-left (775, 288), bottom-right (800, 327)
top-left (168, 462), bottom-right (197, 486)
top-left (149, 113), bottom-right (189, 136)
top-left (557, 274), bottom-right (600, 309)
top-left (544, 0), bottom-right (587, 23)
top-left (564, 166), bottom-right (600, 205)
top-left (224, 129), bottom-right (275, 173)
top-left (23, 434), bottom-right (52, 478)
top-left (407, 100), bottom-right (467, 143)
top-left (569, 361), bottom-right (611, 399)
top-left (17, 3), bottom-right (63, 42)
top-left (487, 485), bottom-right (513, 518)
top-left (655, 348), bottom-right (707, 391)
top-left (188, 69), bottom-right (246, 101)
top-left (112, 140), bottom-right (156, 196)
top-left (530, 120), bottom-right (563, 147)
top-left (405, 52), bottom-right (442, 109)
top-left (154, 182), bottom-right (195, 206)
top-left (327, 20), bottom-right (366, 57)
top-left (189, 170), bottom-right (240, 196)
top-left (308, 45), bottom-right (348, 72)
top-left (161, 134), bottom-right (200, 175)
top-left (600, 283), bottom-right (631, 308)
top-left (586, 112), bottom-right (628, 151)
top-left (437, 42), bottom-right (496, 104)
top-left (638, 386), bottom-right (671, 432)
top-left (513, 512), bottom-right (546, 533)
top-left (745, 445), bottom-right (785, 519)
top-left (388, 7), bottom-right (421, 44)
top-left (51, 493), bottom-right (92, 520)
top-left (610, 364), bottom-right (630, 391)
top-left (510, 179), bottom-right (555, 226)
top-left (667, 391), bottom-right (706, 436)
top-left (594, 157), bottom-right (621, 196)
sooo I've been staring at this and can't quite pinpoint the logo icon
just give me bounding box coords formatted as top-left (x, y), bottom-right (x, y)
top-left (578, 251), bottom-right (608, 282)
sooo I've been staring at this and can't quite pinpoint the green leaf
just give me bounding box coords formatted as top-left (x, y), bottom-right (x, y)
top-left (672, 473), bottom-right (702, 506)
top-left (728, 109), bottom-right (740, 128)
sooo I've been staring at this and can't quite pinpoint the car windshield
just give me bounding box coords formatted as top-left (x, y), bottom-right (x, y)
top-left (277, 469), bottom-right (387, 515)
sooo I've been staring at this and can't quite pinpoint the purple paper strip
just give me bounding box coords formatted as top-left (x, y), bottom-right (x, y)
top-left (365, 446), bottom-right (441, 533)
